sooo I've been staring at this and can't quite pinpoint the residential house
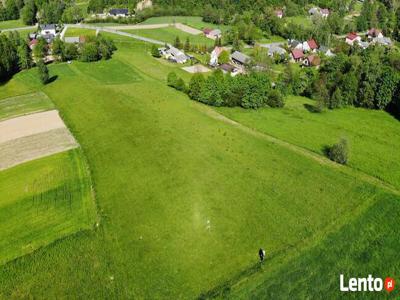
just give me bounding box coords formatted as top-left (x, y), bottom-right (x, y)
top-left (367, 28), bottom-right (383, 39)
top-left (231, 51), bottom-right (251, 65)
top-left (291, 49), bottom-right (304, 62)
top-left (42, 34), bottom-right (55, 43)
top-left (288, 39), bottom-right (303, 50)
top-left (320, 9), bottom-right (330, 18)
top-left (204, 28), bottom-right (222, 39)
top-left (303, 55), bottom-right (321, 67)
top-left (345, 32), bottom-right (361, 45)
top-left (372, 36), bottom-right (393, 46)
top-left (164, 46), bottom-right (188, 63)
top-left (318, 46), bottom-right (335, 57)
top-left (109, 8), bottom-right (129, 17)
top-left (209, 46), bottom-right (224, 66)
top-left (40, 24), bottom-right (56, 36)
top-left (303, 39), bottom-right (318, 52)
top-left (308, 7), bottom-right (319, 15)
top-left (29, 39), bottom-right (38, 50)
top-left (275, 9), bottom-right (283, 18)
top-left (263, 44), bottom-right (287, 57)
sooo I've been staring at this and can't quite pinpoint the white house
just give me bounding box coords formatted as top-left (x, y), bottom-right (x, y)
top-left (209, 46), bottom-right (224, 66)
top-left (345, 32), bottom-right (361, 45)
top-left (40, 24), bottom-right (56, 36)
top-left (163, 45), bottom-right (188, 64)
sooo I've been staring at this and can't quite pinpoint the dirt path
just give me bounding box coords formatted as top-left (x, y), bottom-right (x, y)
top-left (196, 104), bottom-right (400, 196)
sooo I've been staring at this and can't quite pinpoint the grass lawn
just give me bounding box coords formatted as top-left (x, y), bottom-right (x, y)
top-left (285, 15), bottom-right (313, 29)
top-left (0, 149), bottom-right (97, 265)
top-left (123, 26), bottom-right (214, 47)
top-left (0, 18), bottom-right (25, 30)
top-left (0, 34), bottom-right (399, 299)
top-left (217, 96), bottom-right (400, 190)
top-left (140, 16), bottom-right (230, 32)
top-left (0, 92), bottom-right (54, 121)
top-left (64, 28), bottom-right (96, 37)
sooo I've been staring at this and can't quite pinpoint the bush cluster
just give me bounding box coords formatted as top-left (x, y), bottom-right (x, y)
top-left (167, 70), bottom-right (284, 109)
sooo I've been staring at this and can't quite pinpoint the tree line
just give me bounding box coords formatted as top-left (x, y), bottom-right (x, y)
top-left (167, 70), bottom-right (285, 109)
top-left (0, 31), bottom-right (116, 82)
top-left (279, 44), bottom-right (400, 112)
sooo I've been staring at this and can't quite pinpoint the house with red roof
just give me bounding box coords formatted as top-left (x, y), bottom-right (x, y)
top-left (209, 46), bottom-right (225, 66)
top-left (275, 9), bottom-right (283, 19)
top-left (291, 49), bottom-right (304, 62)
top-left (29, 39), bottom-right (38, 50)
top-left (345, 32), bottom-right (361, 45)
top-left (303, 39), bottom-right (318, 52)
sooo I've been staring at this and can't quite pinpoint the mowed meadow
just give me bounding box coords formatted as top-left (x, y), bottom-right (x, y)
top-left (0, 33), bottom-right (399, 299)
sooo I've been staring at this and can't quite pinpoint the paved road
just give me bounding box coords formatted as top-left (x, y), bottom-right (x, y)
top-left (0, 25), bottom-right (36, 32)
top-left (66, 24), bottom-right (166, 45)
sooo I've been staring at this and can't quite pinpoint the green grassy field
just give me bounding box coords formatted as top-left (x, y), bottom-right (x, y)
top-left (139, 16), bottom-right (229, 32)
top-left (285, 15), bottom-right (313, 29)
top-left (217, 96), bottom-right (400, 191)
top-left (0, 33), bottom-right (399, 299)
top-left (0, 18), bottom-right (25, 30)
top-left (123, 26), bottom-right (215, 47)
top-left (64, 28), bottom-right (96, 37)
top-left (0, 92), bottom-right (54, 121)
top-left (0, 149), bottom-right (97, 265)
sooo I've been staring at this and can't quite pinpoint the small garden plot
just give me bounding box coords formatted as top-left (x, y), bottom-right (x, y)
top-left (0, 110), bottom-right (78, 170)
top-left (0, 92), bottom-right (54, 121)
top-left (0, 149), bottom-right (97, 265)
top-left (182, 65), bottom-right (210, 73)
top-left (75, 59), bottom-right (142, 84)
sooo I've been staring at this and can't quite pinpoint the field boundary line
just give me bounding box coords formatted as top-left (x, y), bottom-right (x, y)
top-left (196, 104), bottom-right (400, 196)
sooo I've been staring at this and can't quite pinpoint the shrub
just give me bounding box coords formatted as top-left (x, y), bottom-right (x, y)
top-left (37, 60), bottom-right (49, 84)
top-left (267, 90), bottom-right (285, 108)
top-left (167, 72), bottom-right (178, 87)
top-left (328, 138), bottom-right (348, 164)
top-left (188, 73), bottom-right (205, 100)
top-left (151, 44), bottom-right (161, 58)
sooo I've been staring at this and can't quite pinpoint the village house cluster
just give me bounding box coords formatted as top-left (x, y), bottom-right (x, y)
top-left (345, 28), bottom-right (393, 49)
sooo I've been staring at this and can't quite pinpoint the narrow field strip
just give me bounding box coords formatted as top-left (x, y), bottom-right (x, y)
top-left (0, 128), bottom-right (78, 171)
top-left (0, 92), bottom-right (54, 121)
top-left (0, 110), bottom-right (67, 143)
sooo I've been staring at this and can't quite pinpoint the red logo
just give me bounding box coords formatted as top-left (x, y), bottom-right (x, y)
top-left (384, 277), bottom-right (395, 292)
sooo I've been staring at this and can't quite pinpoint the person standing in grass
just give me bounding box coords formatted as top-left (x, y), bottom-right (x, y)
top-left (259, 248), bottom-right (266, 262)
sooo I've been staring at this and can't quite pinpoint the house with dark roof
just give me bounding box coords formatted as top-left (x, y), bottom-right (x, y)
top-left (109, 8), bottom-right (129, 17)
top-left (40, 24), bottom-right (56, 36)
top-left (231, 51), bottom-right (251, 65)
top-left (318, 46), bottom-right (335, 57)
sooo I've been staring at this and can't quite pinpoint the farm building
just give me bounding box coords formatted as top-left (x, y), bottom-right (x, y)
top-left (160, 46), bottom-right (188, 64)
top-left (231, 51), bottom-right (251, 65)
top-left (109, 8), bottom-right (129, 17)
